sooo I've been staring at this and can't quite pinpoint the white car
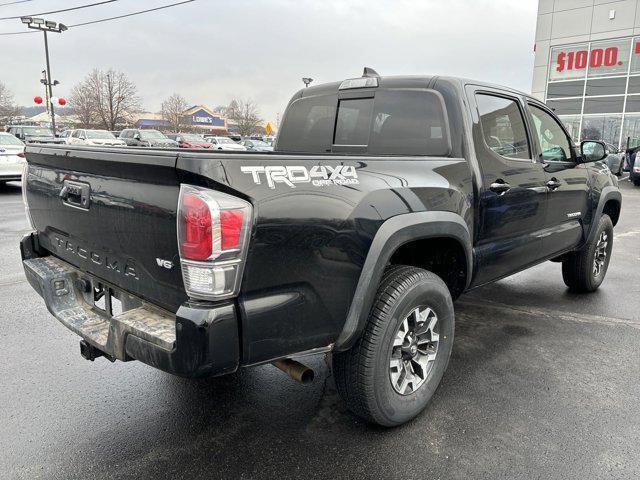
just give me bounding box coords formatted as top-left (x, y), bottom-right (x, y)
top-left (0, 132), bottom-right (25, 184)
top-left (205, 136), bottom-right (247, 151)
top-left (68, 129), bottom-right (126, 147)
top-left (58, 130), bottom-right (74, 144)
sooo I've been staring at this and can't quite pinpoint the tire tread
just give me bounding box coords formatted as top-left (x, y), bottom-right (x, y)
top-left (333, 265), bottom-right (448, 425)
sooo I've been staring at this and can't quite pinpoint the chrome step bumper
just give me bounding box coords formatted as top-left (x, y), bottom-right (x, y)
top-left (23, 255), bottom-right (176, 360)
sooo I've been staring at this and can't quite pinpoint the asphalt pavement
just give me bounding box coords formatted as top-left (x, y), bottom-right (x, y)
top-left (1, 179), bottom-right (639, 480)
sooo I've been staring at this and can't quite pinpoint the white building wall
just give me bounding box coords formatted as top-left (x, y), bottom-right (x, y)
top-left (532, 0), bottom-right (640, 99)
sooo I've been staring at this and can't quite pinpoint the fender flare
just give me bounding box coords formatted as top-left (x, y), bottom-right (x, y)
top-left (334, 211), bottom-right (472, 351)
top-left (585, 186), bottom-right (621, 245)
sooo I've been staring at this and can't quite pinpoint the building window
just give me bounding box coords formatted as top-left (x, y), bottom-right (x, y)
top-left (622, 114), bottom-right (640, 149)
top-left (547, 80), bottom-right (585, 99)
top-left (585, 77), bottom-right (626, 96)
top-left (625, 95), bottom-right (640, 113)
top-left (581, 115), bottom-right (622, 145)
top-left (546, 99), bottom-right (582, 115)
top-left (628, 76), bottom-right (640, 94)
top-left (630, 38), bottom-right (640, 74)
top-left (587, 39), bottom-right (631, 78)
top-left (583, 97), bottom-right (625, 114)
top-left (549, 44), bottom-right (589, 81)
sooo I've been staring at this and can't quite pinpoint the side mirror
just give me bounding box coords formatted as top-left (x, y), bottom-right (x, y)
top-left (79, 136), bottom-right (86, 141)
top-left (580, 140), bottom-right (607, 163)
top-left (133, 133), bottom-right (141, 140)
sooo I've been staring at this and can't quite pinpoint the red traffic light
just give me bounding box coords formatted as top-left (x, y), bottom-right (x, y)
top-left (58, 97), bottom-right (66, 106)
top-left (34, 96), bottom-right (43, 104)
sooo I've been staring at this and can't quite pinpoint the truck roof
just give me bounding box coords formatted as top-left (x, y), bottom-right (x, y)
top-left (293, 74), bottom-right (536, 102)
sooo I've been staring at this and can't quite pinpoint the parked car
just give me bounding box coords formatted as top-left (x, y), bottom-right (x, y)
top-left (166, 133), bottom-right (213, 149)
top-left (20, 72), bottom-right (621, 427)
top-left (68, 129), bottom-right (126, 147)
top-left (241, 139), bottom-right (274, 152)
top-left (0, 132), bottom-right (25, 183)
top-left (118, 129), bottom-right (178, 148)
top-left (629, 146), bottom-right (640, 185)
top-left (58, 130), bottom-right (73, 144)
top-left (6, 125), bottom-right (65, 144)
top-left (205, 136), bottom-right (247, 151)
top-left (603, 142), bottom-right (625, 175)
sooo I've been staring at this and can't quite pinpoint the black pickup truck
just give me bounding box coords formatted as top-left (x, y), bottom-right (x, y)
top-left (20, 71), bottom-right (621, 426)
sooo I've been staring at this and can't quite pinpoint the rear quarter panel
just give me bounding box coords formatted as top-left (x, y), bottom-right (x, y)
top-left (177, 153), bottom-right (473, 364)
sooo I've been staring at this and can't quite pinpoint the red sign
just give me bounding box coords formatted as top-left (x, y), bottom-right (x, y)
top-left (555, 46), bottom-right (623, 73)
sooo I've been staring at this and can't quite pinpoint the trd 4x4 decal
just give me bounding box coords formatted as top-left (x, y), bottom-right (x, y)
top-left (240, 165), bottom-right (358, 188)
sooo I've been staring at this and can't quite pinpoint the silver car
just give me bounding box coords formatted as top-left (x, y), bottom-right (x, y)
top-left (0, 132), bottom-right (25, 183)
top-left (604, 142), bottom-right (625, 175)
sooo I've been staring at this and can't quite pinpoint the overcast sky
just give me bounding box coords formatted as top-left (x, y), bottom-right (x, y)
top-left (1, 0), bottom-right (538, 125)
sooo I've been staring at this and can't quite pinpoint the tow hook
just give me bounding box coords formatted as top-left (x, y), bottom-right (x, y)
top-left (272, 358), bottom-right (314, 384)
top-left (79, 340), bottom-right (115, 362)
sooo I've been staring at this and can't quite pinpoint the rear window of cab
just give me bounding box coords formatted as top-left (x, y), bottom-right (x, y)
top-left (276, 89), bottom-right (451, 156)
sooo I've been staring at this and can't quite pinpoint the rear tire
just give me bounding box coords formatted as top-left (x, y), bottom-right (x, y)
top-left (333, 266), bottom-right (454, 427)
top-left (561, 214), bottom-right (613, 292)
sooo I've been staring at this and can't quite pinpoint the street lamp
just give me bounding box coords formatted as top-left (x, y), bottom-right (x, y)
top-left (302, 77), bottom-right (313, 88)
top-left (21, 17), bottom-right (67, 134)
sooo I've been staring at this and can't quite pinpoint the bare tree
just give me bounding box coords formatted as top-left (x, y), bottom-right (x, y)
top-left (226, 98), bottom-right (262, 136)
top-left (161, 93), bottom-right (190, 132)
top-left (0, 82), bottom-right (22, 123)
top-left (69, 81), bottom-right (97, 127)
top-left (77, 68), bottom-right (141, 130)
top-left (214, 104), bottom-right (228, 117)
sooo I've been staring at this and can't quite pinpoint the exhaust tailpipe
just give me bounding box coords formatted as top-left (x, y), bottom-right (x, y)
top-left (272, 358), bottom-right (314, 384)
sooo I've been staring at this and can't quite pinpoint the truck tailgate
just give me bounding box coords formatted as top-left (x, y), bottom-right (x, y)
top-left (24, 146), bottom-right (186, 312)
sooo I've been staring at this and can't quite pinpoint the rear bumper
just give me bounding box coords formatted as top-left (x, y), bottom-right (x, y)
top-left (0, 174), bottom-right (21, 182)
top-left (0, 160), bottom-right (23, 181)
top-left (21, 234), bottom-right (239, 378)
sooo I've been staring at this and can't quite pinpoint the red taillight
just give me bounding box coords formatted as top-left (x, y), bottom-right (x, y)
top-left (18, 152), bottom-right (25, 158)
top-left (221, 209), bottom-right (243, 249)
top-left (177, 184), bottom-right (252, 300)
top-left (181, 193), bottom-right (212, 260)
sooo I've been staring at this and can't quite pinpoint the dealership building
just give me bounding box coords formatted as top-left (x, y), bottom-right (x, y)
top-left (533, 0), bottom-right (640, 150)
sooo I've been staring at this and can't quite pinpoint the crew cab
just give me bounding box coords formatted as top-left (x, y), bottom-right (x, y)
top-left (20, 70), bottom-right (621, 427)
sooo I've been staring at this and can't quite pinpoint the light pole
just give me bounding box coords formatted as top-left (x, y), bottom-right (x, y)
top-left (21, 17), bottom-right (67, 134)
top-left (302, 77), bottom-right (313, 88)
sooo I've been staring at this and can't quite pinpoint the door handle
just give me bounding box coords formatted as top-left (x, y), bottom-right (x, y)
top-left (490, 181), bottom-right (511, 194)
top-left (546, 178), bottom-right (561, 191)
top-left (60, 180), bottom-right (91, 209)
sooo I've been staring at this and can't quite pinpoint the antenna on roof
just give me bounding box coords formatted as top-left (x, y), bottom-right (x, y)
top-left (362, 67), bottom-right (380, 78)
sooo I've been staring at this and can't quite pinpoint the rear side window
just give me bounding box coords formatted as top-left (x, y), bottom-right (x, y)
top-left (277, 89), bottom-right (451, 156)
top-left (334, 98), bottom-right (373, 146)
top-left (476, 93), bottom-right (531, 160)
top-left (369, 90), bottom-right (450, 156)
top-left (277, 94), bottom-right (336, 153)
